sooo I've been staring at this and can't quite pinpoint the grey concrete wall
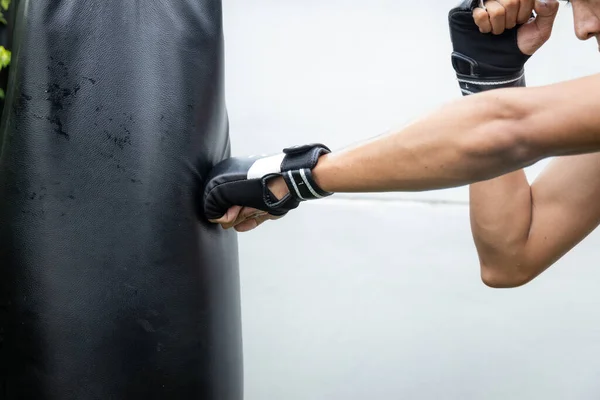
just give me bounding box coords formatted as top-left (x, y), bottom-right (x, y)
top-left (222, 1), bottom-right (600, 399)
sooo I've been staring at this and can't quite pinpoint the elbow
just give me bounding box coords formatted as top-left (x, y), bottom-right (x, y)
top-left (479, 261), bottom-right (537, 289)
top-left (465, 94), bottom-right (543, 178)
top-left (503, 116), bottom-right (545, 170)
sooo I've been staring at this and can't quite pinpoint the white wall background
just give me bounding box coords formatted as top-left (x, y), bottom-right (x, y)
top-left (222, 1), bottom-right (600, 399)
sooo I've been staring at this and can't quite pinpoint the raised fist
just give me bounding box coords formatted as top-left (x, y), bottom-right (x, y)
top-left (474, 0), bottom-right (559, 55)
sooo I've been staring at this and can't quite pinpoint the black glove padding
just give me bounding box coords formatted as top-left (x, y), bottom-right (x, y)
top-left (448, 0), bottom-right (531, 95)
top-left (203, 143), bottom-right (333, 220)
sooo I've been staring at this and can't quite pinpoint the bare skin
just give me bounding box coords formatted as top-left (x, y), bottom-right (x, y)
top-left (212, 0), bottom-right (600, 288)
top-left (468, 0), bottom-right (600, 287)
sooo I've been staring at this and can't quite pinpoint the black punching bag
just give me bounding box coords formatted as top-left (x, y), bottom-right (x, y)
top-left (0, 0), bottom-right (243, 398)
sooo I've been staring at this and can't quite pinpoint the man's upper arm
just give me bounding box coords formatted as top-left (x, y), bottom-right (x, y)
top-left (522, 152), bottom-right (600, 278)
top-left (507, 73), bottom-right (600, 158)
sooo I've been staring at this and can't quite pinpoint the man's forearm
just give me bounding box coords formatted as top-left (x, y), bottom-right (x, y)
top-left (311, 90), bottom-right (536, 193)
top-left (309, 74), bottom-right (600, 194)
top-left (469, 171), bottom-right (533, 285)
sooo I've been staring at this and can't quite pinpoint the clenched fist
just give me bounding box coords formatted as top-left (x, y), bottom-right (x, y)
top-left (473, 0), bottom-right (560, 55)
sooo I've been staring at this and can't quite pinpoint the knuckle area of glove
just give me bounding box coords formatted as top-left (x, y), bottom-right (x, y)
top-left (205, 180), bottom-right (250, 208)
top-left (206, 179), bottom-right (280, 213)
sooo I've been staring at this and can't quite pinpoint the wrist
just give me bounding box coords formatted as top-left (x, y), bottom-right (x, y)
top-left (265, 143), bottom-right (334, 205)
top-left (311, 152), bottom-right (335, 193)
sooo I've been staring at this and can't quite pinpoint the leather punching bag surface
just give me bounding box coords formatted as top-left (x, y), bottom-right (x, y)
top-left (0, 0), bottom-right (243, 398)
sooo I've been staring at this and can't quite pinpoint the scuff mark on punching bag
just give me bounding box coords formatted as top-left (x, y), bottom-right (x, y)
top-left (45, 82), bottom-right (82, 140)
top-left (45, 83), bottom-right (69, 139)
top-left (44, 58), bottom-right (84, 140)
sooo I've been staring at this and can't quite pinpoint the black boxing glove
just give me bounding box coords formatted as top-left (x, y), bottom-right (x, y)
top-left (203, 143), bottom-right (333, 220)
top-left (448, 0), bottom-right (531, 95)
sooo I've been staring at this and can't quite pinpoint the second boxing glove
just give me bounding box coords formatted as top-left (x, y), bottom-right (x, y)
top-left (448, 0), bottom-right (530, 95)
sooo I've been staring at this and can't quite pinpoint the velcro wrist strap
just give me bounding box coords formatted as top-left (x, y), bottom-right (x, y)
top-left (452, 53), bottom-right (526, 96)
top-left (280, 143), bottom-right (333, 201)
